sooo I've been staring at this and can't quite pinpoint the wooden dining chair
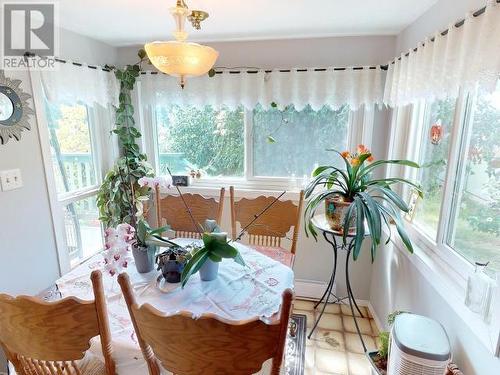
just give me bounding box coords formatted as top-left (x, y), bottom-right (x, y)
top-left (0, 270), bottom-right (115, 375)
top-left (117, 272), bottom-right (293, 375)
top-left (230, 186), bottom-right (304, 268)
top-left (155, 186), bottom-right (225, 238)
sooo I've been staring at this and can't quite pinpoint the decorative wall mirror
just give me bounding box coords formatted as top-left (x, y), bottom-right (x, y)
top-left (0, 70), bottom-right (34, 145)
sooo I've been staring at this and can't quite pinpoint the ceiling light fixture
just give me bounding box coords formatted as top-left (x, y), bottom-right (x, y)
top-left (145, 0), bottom-right (218, 89)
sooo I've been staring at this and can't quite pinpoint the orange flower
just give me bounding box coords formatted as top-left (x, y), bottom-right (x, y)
top-left (350, 158), bottom-right (360, 166)
top-left (367, 155), bottom-right (374, 163)
top-left (357, 144), bottom-right (368, 154)
top-left (341, 151), bottom-right (351, 159)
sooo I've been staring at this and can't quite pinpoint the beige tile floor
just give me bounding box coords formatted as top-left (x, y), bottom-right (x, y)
top-left (294, 299), bottom-right (380, 375)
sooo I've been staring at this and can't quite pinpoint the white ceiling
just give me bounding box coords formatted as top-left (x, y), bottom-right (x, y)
top-left (57, 0), bottom-right (438, 46)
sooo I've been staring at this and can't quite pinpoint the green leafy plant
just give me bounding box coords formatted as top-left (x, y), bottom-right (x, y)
top-left (180, 221), bottom-right (245, 287)
top-left (304, 145), bottom-right (422, 261)
top-left (97, 49), bottom-right (170, 248)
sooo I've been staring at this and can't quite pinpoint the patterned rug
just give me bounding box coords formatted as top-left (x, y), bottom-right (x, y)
top-left (285, 314), bottom-right (306, 375)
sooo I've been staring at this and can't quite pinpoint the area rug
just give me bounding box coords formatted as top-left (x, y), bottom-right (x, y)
top-left (284, 314), bottom-right (306, 375)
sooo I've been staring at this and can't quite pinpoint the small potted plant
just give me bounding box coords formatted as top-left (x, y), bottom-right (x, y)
top-left (156, 246), bottom-right (191, 283)
top-left (304, 145), bottom-right (422, 260)
top-left (367, 311), bottom-right (406, 375)
top-left (180, 220), bottom-right (245, 287)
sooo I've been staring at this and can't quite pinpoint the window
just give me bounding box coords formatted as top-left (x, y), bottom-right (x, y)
top-left (252, 105), bottom-right (349, 177)
top-left (44, 102), bottom-right (104, 268)
top-left (413, 98), bottom-right (457, 239)
top-left (447, 85), bottom-right (500, 273)
top-left (406, 82), bottom-right (500, 275)
top-left (156, 105), bottom-right (244, 177)
top-left (154, 104), bottom-right (352, 182)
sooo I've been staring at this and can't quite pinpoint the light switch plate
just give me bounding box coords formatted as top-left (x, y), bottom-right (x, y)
top-left (0, 169), bottom-right (23, 191)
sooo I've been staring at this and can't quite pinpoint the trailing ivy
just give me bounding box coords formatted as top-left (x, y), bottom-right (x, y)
top-left (97, 50), bottom-right (154, 230)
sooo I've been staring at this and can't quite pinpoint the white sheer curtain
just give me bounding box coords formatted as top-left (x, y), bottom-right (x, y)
top-left (40, 60), bottom-right (119, 107)
top-left (139, 66), bottom-right (385, 111)
top-left (384, 0), bottom-right (500, 107)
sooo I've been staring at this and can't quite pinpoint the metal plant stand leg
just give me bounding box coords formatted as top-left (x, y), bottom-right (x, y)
top-left (345, 240), bottom-right (365, 319)
top-left (308, 233), bottom-right (338, 339)
top-left (346, 245), bottom-right (367, 353)
top-left (313, 231), bottom-right (338, 309)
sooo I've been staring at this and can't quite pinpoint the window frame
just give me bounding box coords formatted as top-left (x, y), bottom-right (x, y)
top-left (30, 70), bottom-right (114, 274)
top-left (148, 104), bottom-right (368, 190)
top-left (390, 87), bottom-right (500, 355)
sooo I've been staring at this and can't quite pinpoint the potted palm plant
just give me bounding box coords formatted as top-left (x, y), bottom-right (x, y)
top-left (304, 145), bottom-right (422, 260)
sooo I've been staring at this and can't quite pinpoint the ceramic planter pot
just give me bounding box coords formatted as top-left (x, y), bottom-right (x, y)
top-left (156, 247), bottom-right (188, 283)
top-left (325, 195), bottom-right (356, 232)
top-left (132, 245), bottom-right (156, 273)
top-left (199, 259), bottom-right (219, 281)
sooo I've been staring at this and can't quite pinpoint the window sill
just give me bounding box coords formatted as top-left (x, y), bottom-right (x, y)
top-left (160, 178), bottom-right (305, 200)
top-left (387, 224), bottom-right (500, 356)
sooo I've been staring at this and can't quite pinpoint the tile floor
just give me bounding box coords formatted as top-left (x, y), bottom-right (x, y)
top-left (293, 299), bottom-right (380, 375)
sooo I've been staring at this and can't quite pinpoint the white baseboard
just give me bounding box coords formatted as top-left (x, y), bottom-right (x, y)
top-left (294, 279), bottom-right (383, 332)
top-left (294, 279), bottom-right (330, 299)
top-left (368, 301), bottom-right (385, 333)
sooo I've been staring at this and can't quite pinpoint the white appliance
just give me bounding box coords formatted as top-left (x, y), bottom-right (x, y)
top-left (388, 314), bottom-right (451, 375)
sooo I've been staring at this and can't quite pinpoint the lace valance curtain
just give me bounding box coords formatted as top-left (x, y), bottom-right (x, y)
top-left (384, 0), bottom-right (500, 107)
top-left (139, 67), bottom-right (385, 111)
top-left (40, 61), bottom-right (119, 107)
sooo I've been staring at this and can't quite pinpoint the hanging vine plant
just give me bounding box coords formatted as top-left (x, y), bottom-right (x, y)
top-left (96, 49), bottom-right (154, 230)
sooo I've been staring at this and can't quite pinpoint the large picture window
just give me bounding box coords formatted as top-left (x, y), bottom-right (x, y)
top-left (156, 105), bottom-right (244, 177)
top-left (408, 81), bottom-right (500, 275)
top-left (44, 101), bottom-right (104, 268)
top-left (252, 105), bottom-right (349, 178)
top-left (413, 98), bottom-right (456, 239)
top-left (447, 85), bottom-right (500, 272)
top-left (154, 104), bottom-right (352, 183)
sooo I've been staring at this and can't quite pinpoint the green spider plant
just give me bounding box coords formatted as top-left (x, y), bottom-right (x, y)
top-left (304, 145), bottom-right (423, 261)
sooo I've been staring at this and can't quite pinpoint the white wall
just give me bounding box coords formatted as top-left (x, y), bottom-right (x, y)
top-left (117, 35), bottom-right (396, 68)
top-left (395, 0), bottom-right (487, 54)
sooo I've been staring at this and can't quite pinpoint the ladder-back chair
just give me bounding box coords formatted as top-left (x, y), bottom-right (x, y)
top-left (118, 272), bottom-right (293, 375)
top-left (155, 187), bottom-right (225, 239)
top-left (0, 271), bottom-right (115, 375)
top-left (230, 186), bottom-right (304, 267)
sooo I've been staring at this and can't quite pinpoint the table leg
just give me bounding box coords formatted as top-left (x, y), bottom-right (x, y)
top-left (346, 243), bottom-right (367, 353)
top-left (308, 233), bottom-right (338, 339)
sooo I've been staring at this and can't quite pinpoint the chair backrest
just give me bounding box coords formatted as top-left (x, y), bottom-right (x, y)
top-left (118, 272), bottom-right (293, 375)
top-left (155, 187), bottom-right (225, 238)
top-left (0, 271), bottom-right (115, 375)
top-left (230, 186), bottom-right (304, 254)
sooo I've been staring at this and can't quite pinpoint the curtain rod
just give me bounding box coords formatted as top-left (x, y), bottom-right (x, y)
top-left (141, 65), bottom-right (388, 75)
top-left (23, 52), bottom-right (112, 72)
top-left (388, 0), bottom-right (499, 66)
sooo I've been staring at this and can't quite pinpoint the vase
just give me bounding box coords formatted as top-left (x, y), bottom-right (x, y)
top-left (325, 195), bottom-right (356, 232)
top-left (199, 259), bottom-right (219, 281)
top-left (132, 245), bottom-right (156, 273)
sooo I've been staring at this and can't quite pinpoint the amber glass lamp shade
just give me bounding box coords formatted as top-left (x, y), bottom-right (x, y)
top-left (145, 41), bottom-right (218, 86)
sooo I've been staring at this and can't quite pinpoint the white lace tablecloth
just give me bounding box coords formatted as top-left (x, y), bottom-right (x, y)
top-left (55, 239), bottom-right (294, 375)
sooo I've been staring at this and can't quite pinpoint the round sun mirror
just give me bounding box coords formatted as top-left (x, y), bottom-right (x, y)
top-left (0, 92), bottom-right (14, 122)
top-left (0, 70), bottom-right (34, 145)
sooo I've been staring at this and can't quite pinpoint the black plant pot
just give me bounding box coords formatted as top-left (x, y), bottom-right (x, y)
top-left (366, 351), bottom-right (386, 375)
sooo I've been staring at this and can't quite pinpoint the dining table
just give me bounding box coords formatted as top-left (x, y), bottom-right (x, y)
top-left (48, 238), bottom-right (295, 375)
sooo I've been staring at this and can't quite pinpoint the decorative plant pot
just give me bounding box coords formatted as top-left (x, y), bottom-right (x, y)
top-left (366, 351), bottom-right (386, 375)
top-left (325, 195), bottom-right (356, 232)
top-left (156, 247), bottom-right (188, 283)
top-left (132, 245), bottom-right (156, 273)
top-left (199, 259), bottom-right (219, 281)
